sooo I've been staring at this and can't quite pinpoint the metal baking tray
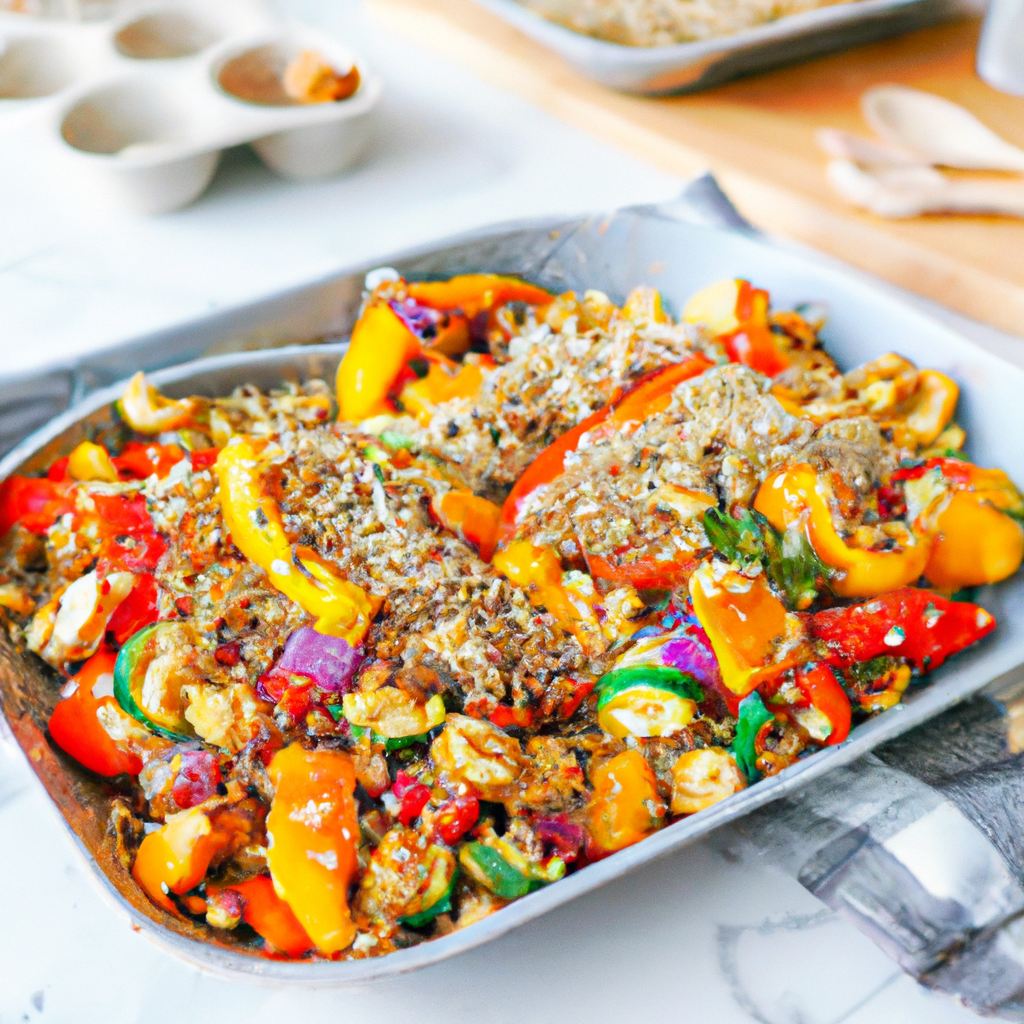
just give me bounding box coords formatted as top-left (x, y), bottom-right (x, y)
top-left (467, 0), bottom-right (972, 94)
top-left (3, 177), bottom-right (1024, 985)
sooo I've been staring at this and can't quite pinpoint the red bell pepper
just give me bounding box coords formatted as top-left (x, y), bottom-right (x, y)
top-left (891, 457), bottom-right (972, 485)
top-left (434, 794), bottom-right (480, 845)
top-left (189, 447), bottom-right (221, 472)
top-left (497, 354), bottom-right (714, 543)
top-left (112, 441), bottom-right (185, 480)
top-left (48, 649), bottom-right (142, 777)
top-left (558, 679), bottom-right (595, 720)
top-left (719, 282), bottom-right (791, 378)
top-left (809, 588), bottom-right (995, 672)
top-left (489, 704), bottom-right (535, 729)
top-left (91, 493), bottom-right (168, 573)
top-left (794, 663), bottom-right (851, 746)
top-left (393, 770), bottom-right (431, 826)
top-left (106, 574), bottom-right (160, 645)
top-left (0, 475), bottom-right (72, 536)
top-left (47, 457), bottom-right (70, 482)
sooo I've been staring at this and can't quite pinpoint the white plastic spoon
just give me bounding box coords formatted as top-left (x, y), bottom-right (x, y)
top-left (827, 159), bottom-right (1024, 219)
top-left (815, 127), bottom-right (921, 166)
top-left (862, 86), bottom-right (1024, 172)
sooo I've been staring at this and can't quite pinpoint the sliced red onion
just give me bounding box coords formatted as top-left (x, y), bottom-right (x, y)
top-left (535, 816), bottom-right (586, 861)
top-left (390, 297), bottom-right (447, 341)
top-left (661, 621), bottom-right (722, 690)
top-left (273, 627), bottom-right (364, 693)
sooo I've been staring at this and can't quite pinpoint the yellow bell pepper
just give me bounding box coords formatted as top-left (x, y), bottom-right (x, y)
top-left (215, 437), bottom-right (380, 643)
top-left (67, 441), bottom-right (119, 483)
top-left (587, 750), bottom-right (666, 854)
top-left (754, 463), bottom-right (931, 598)
top-left (118, 371), bottom-right (199, 435)
top-left (336, 304), bottom-right (422, 423)
top-left (133, 802), bottom-right (233, 914)
top-left (493, 540), bottom-right (606, 657)
top-left (689, 562), bottom-right (806, 698)
top-left (620, 285), bottom-right (668, 325)
top-left (682, 278), bottom-right (749, 335)
top-left (899, 369), bottom-right (958, 447)
top-left (266, 744), bottom-right (360, 954)
top-left (342, 688), bottom-right (446, 739)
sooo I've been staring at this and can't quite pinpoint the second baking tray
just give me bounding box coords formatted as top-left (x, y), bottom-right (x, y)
top-left (466, 0), bottom-right (972, 93)
top-left (3, 178), bottom-right (1024, 983)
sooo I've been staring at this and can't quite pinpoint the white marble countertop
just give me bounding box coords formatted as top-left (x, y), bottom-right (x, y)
top-left (0, 1), bottom-right (1010, 1020)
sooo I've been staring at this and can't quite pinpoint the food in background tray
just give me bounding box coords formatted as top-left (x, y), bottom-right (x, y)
top-left (523, 0), bottom-right (862, 45)
top-left (282, 49), bottom-right (361, 103)
top-left (0, 269), bottom-right (1019, 961)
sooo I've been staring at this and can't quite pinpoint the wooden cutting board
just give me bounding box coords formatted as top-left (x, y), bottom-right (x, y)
top-left (369, 0), bottom-right (1024, 341)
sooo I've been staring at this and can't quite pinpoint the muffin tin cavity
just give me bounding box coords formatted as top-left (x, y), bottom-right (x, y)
top-left (61, 79), bottom-right (195, 155)
top-left (0, 0), bottom-right (381, 211)
top-left (113, 10), bottom-right (221, 60)
top-left (0, 35), bottom-right (83, 98)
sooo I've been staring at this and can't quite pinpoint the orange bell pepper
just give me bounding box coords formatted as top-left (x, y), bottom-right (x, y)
top-left (406, 274), bottom-right (552, 318)
top-left (754, 463), bottom-right (931, 598)
top-left (266, 744), bottom-right (360, 954)
top-left (493, 540), bottom-right (605, 656)
top-left (397, 356), bottom-right (485, 425)
top-left (497, 354), bottom-right (714, 543)
top-left (586, 750), bottom-right (666, 855)
top-left (926, 490), bottom-right (1024, 591)
top-left (432, 490), bottom-right (501, 561)
top-left (133, 803), bottom-right (234, 914)
top-left (586, 553), bottom-right (699, 590)
top-left (895, 458), bottom-right (1024, 590)
top-left (689, 562), bottom-right (806, 699)
top-left (211, 876), bottom-right (314, 958)
top-left (336, 304), bottom-right (422, 423)
top-left (48, 649), bottom-right (143, 777)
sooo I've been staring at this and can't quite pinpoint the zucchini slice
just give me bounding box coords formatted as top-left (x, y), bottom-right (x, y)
top-left (114, 622), bottom-right (194, 741)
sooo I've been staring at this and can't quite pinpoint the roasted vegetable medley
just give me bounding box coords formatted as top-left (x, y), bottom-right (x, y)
top-left (1, 270), bottom-right (1020, 960)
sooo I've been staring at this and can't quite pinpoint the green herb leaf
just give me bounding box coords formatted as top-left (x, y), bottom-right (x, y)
top-left (703, 507), bottom-right (765, 569)
top-left (380, 431), bottom-right (418, 452)
top-left (731, 691), bottom-right (774, 783)
top-left (762, 520), bottom-right (833, 611)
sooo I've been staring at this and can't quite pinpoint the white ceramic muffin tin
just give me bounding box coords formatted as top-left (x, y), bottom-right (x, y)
top-left (0, 0), bottom-right (382, 213)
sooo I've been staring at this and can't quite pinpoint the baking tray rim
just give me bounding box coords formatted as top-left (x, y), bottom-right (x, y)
top-left (472, 0), bottom-right (939, 63)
